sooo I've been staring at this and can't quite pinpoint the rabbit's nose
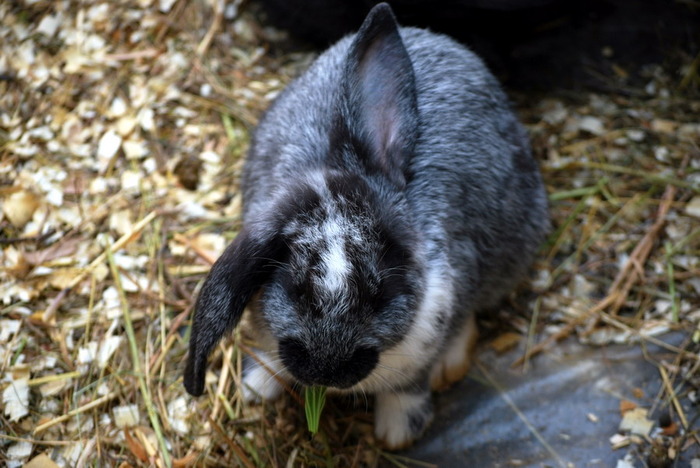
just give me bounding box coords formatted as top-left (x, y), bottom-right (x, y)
top-left (279, 338), bottom-right (379, 388)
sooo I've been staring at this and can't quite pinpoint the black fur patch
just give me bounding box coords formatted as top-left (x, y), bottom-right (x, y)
top-left (184, 183), bottom-right (325, 397)
top-left (280, 337), bottom-right (379, 387)
top-left (184, 226), bottom-right (288, 396)
top-left (275, 182), bottom-right (323, 224)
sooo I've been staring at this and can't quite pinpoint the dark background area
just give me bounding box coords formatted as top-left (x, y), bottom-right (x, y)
top-left (255, 0), bottom-right (700, 91)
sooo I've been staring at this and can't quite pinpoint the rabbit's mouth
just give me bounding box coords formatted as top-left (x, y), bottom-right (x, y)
top-left (279, 338), bottom-right (379, 389)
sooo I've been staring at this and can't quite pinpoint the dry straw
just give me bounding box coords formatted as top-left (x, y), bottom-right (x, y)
top-left (1, 0), bottom-right (698, 466)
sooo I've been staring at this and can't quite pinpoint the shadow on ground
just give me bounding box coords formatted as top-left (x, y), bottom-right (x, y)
top-left (404, 333), bottom-right (694, 467)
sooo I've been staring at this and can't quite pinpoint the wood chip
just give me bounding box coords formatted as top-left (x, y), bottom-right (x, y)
top-left (619, 399), bottom-right (637, 414)
top-left (2, 190), bottom-right (41, 228)
top-left (489, 332), bottom-right (522, 353)
top-left (619, 407), bottom-right (654, 436)
top-left (3, 378), bottom-right (30, 422)
top-left (23, 453), bottom-right (60, 468)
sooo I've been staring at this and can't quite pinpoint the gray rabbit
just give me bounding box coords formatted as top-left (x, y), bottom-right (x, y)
top-left (184, 3), bottom-right (549, 449)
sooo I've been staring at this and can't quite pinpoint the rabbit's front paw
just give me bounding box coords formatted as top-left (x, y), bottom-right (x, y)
top-left (241, 355), bottom-right (285, 403)
top-left (374, 391), bottom-right (433, 450)
top-left (430, 313), bottom-right (478, 391)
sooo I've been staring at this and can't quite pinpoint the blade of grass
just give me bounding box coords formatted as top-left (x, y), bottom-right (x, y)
top-left (476, 362), bottom-right (569, 468)
top-left (548, 187), bottom-right (666, 339)
top-left (208, 416), bottom-right (257, 468)
top-left (66, 210), bottom-right (158, 291)
top-left (571, 161), bottom-right (697, 192)
top-left (658, 365), bottom-right (688, 429)
top-left (548, 185), bottom-right (599, 201)
top-left (512, 294), bottom-right (617, 368)
top-left (27, 371), bottom-right (81, 387)
top-left (597, 312), bottom-right (698, 360)
top-left (574, 195), bottom-right (602, 266)
top-left (217, 393), bottom-right (236, 420)
top-left (221, 113), bottom-right (237, 143)
top-left (106, 242), bottom-right (172, 468)
top-left (34, 391), bottom-right (119, 434)
top-left (305, 386), bottom-right (327, 434)
top-left (670, 227), bottom-right (700, 253)
top-left (545, 195), bottom-right (589, 263)
top-left (549, 192), bottom-right (644, 285)
top-left (664, 242), bottom-right (679, 323)
top-left (679, 50), bottom-right (700, 90)
top-left (212, 344), bottom-right (235, 421)
top-left (10, 337), bottom-right (27, 366)
top-left (0, 434), bottom-right (74, 446)
top-left (521, 296), bottom-right (542, 372)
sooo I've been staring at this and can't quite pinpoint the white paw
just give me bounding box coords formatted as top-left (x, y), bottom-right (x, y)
top-left (374, 391), bottom-right (433, 450)
top-left (241, 357), bottom-right (285, 403)
top-left (430, 313), bottom-right (478, 391)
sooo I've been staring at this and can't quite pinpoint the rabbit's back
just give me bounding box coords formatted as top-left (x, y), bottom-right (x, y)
top-left (402, 29), bottom-right (548, 309)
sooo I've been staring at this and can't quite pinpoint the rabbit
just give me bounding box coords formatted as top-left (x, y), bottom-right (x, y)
top-left (184, 2), bottom-right (549, 449)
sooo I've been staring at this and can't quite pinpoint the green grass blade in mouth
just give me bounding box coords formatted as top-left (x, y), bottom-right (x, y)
top-left (304, 386), bottom-right (327, 434)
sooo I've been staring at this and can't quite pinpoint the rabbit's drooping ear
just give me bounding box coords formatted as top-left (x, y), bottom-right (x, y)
top-left (184, 227), bottom-right (284, 396)
top-left (338, 3), bottom-right (418, 187)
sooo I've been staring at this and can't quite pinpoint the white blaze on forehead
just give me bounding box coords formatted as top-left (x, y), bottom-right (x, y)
top-left (320, 218), bottom-right (349, 293)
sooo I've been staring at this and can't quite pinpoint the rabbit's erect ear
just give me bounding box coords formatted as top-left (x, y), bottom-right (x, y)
top-left (337, 3), bottom-right (418, 187)
top-left (184, 227), bottom-right (284, 396)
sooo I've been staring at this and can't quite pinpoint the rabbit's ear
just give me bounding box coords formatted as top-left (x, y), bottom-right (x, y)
top-left (336, 3), bottom-right (418, 187)
top-left (184, 227), bottom-right (285, 396)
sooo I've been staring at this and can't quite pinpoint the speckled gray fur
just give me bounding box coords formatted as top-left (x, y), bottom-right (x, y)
top-left (185, 3), bottom-right (549, 448)
top-left (243, 18), bottom-right (546, 308)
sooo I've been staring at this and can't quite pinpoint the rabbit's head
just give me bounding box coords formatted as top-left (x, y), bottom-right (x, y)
top-left (184, 4), bottom-right (424, 396)
top-left (184, 174), bottom-right (422, 395)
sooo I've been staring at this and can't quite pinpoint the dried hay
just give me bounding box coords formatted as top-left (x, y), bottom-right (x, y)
top-left (0, 0), bottom-right (698, 466)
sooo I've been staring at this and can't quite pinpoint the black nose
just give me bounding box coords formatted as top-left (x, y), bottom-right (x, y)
top-left (278, 338), bottom-right (379, 388)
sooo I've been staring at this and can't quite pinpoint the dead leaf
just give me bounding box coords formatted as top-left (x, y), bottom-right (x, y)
top-left (23, 453), bottom-right (60, 468)
top-left (651, 119), bottom-right (678, 134)
top-left (489, 332), bottom-right (521, 354)
top-left (173, 452), bottom-right (199, 468)
top-left (661, 421), bottom-right (679, 436)
top-left (3, 378), bottom-right (30, 422)
top-left (2, 190), bottom-right (41, 228)
top-left (24, 238), bottom-right (81, 266)
top-left (47, 268), bottom-right (84, 290)
top-left (29, 311), bottom-right (48, 326)
top-left (4, 247), bottom-right (31, 279)
top-left (619, 400), bottom-right (637, 414)
top-left (124, 429), bottom-right (148, 462)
